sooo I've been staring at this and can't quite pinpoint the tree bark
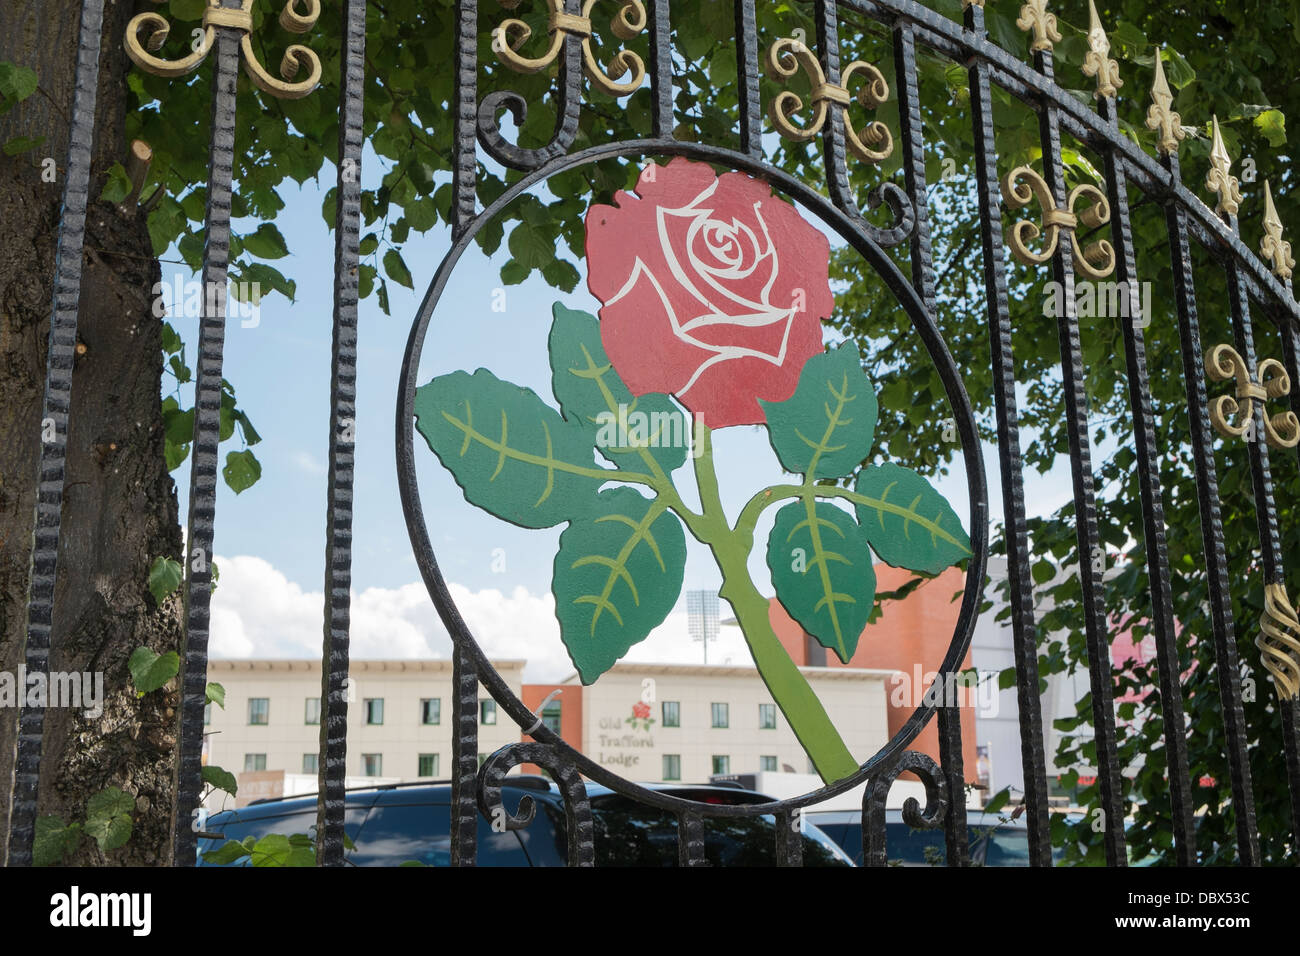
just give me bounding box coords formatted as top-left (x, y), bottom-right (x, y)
top-left (1, 0), bottom-right (182, 865)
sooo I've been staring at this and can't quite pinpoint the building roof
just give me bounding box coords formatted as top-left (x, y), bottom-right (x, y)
top-left (207, 659), bottom-right (526, 673)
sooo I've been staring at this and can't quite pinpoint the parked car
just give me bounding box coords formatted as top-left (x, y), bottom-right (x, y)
top-left (805, 808), bottom-right (1063, 866)
top-left (197, 777), bottom-right (855, 867)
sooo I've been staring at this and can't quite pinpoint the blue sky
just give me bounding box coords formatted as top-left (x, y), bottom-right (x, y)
top-left (161, 148), bottom-right (1078, 681)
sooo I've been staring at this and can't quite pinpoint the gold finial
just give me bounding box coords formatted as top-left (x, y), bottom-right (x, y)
top-left (1260, 583), bottom-right (1300, 700)
top-left (1261, 180), bottom-right (1295, 281)
top-left (1145, 50), bottom-right (1184, 156)
top-left (1206, 115), bottom-right (1244, 217)
top-left (1016, 0), bottom-right (1062, 53)
top-left (1081, 0), bottom-right (1122, 99)
top-left (124, 0), bottom-right (322, 99)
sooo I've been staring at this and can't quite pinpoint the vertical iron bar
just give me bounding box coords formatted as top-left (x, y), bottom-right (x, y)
top-left (650, 0), bottom-right (673, 138)
top-left (677, 811), bottom-right (705, 866)
top-left (895, 19), bottom-right (967, 867)
top-left (1097, 96), bottom-right (1196, 864)
top-left (450, 644), bottom-right (479, 865)
top-left (964, 2), bottom-right (1051, 867)
top-left (816, 0), bottom-right (856, 216)
top-left (734, 0), bottom-right (761, 158)
top-left (451, 0), bottom-right (477, 238)
top-left (172, 0), bottom-right (242, 865)
top-left (1222, 223), bottom-right (1300, 843)
top-left (6, 0), bottom-right (106, 868)
top-left (315, 0), bottom-right (366, 867)
top-left (1032, 47), bottom-right (1125, 865)
top-left (776, 811), bottom-right (804, 866)
top-left (1162, 151), bottom-right (1260, 864)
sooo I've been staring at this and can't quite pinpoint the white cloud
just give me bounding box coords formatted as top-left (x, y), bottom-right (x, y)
top-left (209, 555), bottom-right (758, 682)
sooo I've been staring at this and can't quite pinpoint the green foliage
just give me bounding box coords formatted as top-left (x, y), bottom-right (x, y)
top-left (33, 816), bottom-right (83, 867)
top-left (128, 646), bottom-right (180, 695)
top-left (201, 765), bottom-right (238, 797)
top-left (84, 788), bottom-right (135, 853)
top-left (147, 555), bottom-right (183, 605)
top-left (206, 681), bottom-right (226, 709)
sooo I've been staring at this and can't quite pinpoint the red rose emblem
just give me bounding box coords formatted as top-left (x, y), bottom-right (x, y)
top-left (632, 701), bottom-right (651, 720)
top-left (585, 158), bottom-right (834, 429)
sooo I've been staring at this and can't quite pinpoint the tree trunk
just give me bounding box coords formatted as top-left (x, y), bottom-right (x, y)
top-left (1, 0), bottom-right (182, 865)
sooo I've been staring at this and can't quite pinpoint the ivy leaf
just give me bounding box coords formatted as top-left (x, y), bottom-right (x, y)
top-left (760, 343), bottom-right (878, 480)
top-left (100, 162), bottom-right (133, 203)
top-left (34, 816), bottom-right (81, 866)
top-left (553, 488), bottom-right (686, 683)
top-left (383, 248), bottom-right (413, 289)
top-left (147, 555), bottom-right (183, 605)
top-left (206, 681), bottom-right (226, 709)
top-left (548, 302), bottom-right (689, 473)
top-left (84, 787), bottom-right (134, 853)
top-left (853, 463), bottom-right (971, 575)
top-left (413, 368), bottom-right (610, 529)
top-left (0, 61), bottom-right (39, 105)
top-left (250, 833), bottom-right (316, 867)
top-left (202, 840), bottom-right (253, 865)
top-left (242, 223), bottom-right (290, 260)
top-left (223, 449), bottom-right (262, 494)
top-left (201, 764), bottom-right (238, 797)
top-left (129, 646), bottom-right (180, 694)
top-left (767, 500), bottom-right (875, 663)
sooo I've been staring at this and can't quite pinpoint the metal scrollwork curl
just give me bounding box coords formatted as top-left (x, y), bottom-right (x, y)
top-left (1261, 584), bottom-right (1300, 700)
top-left (861, 750), bottom-right (949, 867)
top-left (1205, 344), bottom-right (1300, 449)
top-left (1000, 164), bottom-right (1116, 280)
top-left (477, 742), bottom-right (595, 866)
top-left (124, 0), bottom-right (321, 99)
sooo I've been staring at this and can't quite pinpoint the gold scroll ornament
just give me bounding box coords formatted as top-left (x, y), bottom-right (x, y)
top-left (1261, 584), bottom-right (1300, 700)
top-left (764, 38), bottom-right (892, 164)
top-left (1000, 165), bottom-right (1116, 280)
top-left (125, 0), bottom-right (321, 99)
top-left (492, 0), bottom-right (647, 97)
top-left (1204, 343), bottom-right (1300, 449)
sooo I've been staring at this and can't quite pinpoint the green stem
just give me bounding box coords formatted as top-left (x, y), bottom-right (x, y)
top-left (688, 425), bottom-right (859, 785)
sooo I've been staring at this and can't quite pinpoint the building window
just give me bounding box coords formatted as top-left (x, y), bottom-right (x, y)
top-left (364, 698), bottom-right (384, 725)
top-left (421, 698), bottom-right (441, 725)
top-left (480, 700), bottom-right (497, 725)
top-left (541, 699), bottom-right (562, 734)
top-left (760, 755), bottom-right (777, 772)
top-left (712, 755), bottom-right (730, 775)
top-left (204, 703), bottom-right (211, 726)
top-left (247, 698), bottom-right (269, 725)
top-left (662, 701), bottom-right (680, 727)
top-left (305, 697), bottom-right (321, 725)
top-left (302, 753), bottom-right (319, 774)
top-left (711, 702), bottom-right (729, 728)
top-left (663, 754), bottom-right (681, 781)
top-left (244, 753), bottom-right (266, 772)
top-left (361, 753), bottom-right (382, 776)
top-left (418, 753), bottom-right (440, 777)
top-left (759, 703), bottom-right (777, 729)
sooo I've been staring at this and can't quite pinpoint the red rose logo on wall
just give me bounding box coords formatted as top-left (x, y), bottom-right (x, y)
top-left (585, 158), bottom-right (835, 428)
top-left (628, 700), bottom-right (654, 732)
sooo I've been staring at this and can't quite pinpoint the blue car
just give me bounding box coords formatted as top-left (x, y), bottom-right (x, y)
top-left (197, 777), bottom-right (855, 867)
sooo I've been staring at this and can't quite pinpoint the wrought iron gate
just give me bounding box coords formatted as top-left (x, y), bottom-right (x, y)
top-left (10, 0), bottom-right (1300, 867)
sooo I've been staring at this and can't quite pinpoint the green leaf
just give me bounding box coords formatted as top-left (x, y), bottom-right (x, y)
top-left (507, 220), bottom-right (555, 269)
top-left (500, 260), bottom-right (530, 285)
top-left (413, 368), bottom-right (611, 529)
top-left (147, 555), bottom-right (183, 605)
top-left (201, 764), bottom-right (238, 797)
top-left (541, 259), bottom-right (580, 293)
top-left (242, 223), bottom-right (290, 259)
top-left (160, 322), bottom-right (184, 356)
top-left (34, 816), bottom-right (81, 866)
top-left (100, 162), bottom-right (133, 203)
top-left (548, 302), bottom-right (690, 474)
top-left (983, 787), bottom-right (1013, 815)
top-left (383, 248), bottom-right (413, 289)
top-left (201, 840), bottom-right (253, 865)
top-left (853, 463), bottom-right (971, 574)
top-left (1254, 109), bottom-right (1287, 147)
top-left (223, 449), bottom-right (262, 494)
top-left (240, 263), bottom-right (296, 302)
top-left (128, 646), bottom-right (179, 695)
top-left (3, 135), bottom-right (44, 156)
top-left (554, 488), bottom-right (687, 683)
top-left (206, 681), bottom-right (226, 709)
top-left (0, 61), bottom-right (39, 104)
top-left (84, 787), bottom-right (134, 852)
top-left (250, 833), bottom-right (316, 867)
top-left (768, 499), bottom-right (876, 663)
top-left (170, 0), bottom-right (207, 20)
top-left (760, 343), bottom-right (878, 480)
top-left (1162, 47), bottom-right (1196, 90)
